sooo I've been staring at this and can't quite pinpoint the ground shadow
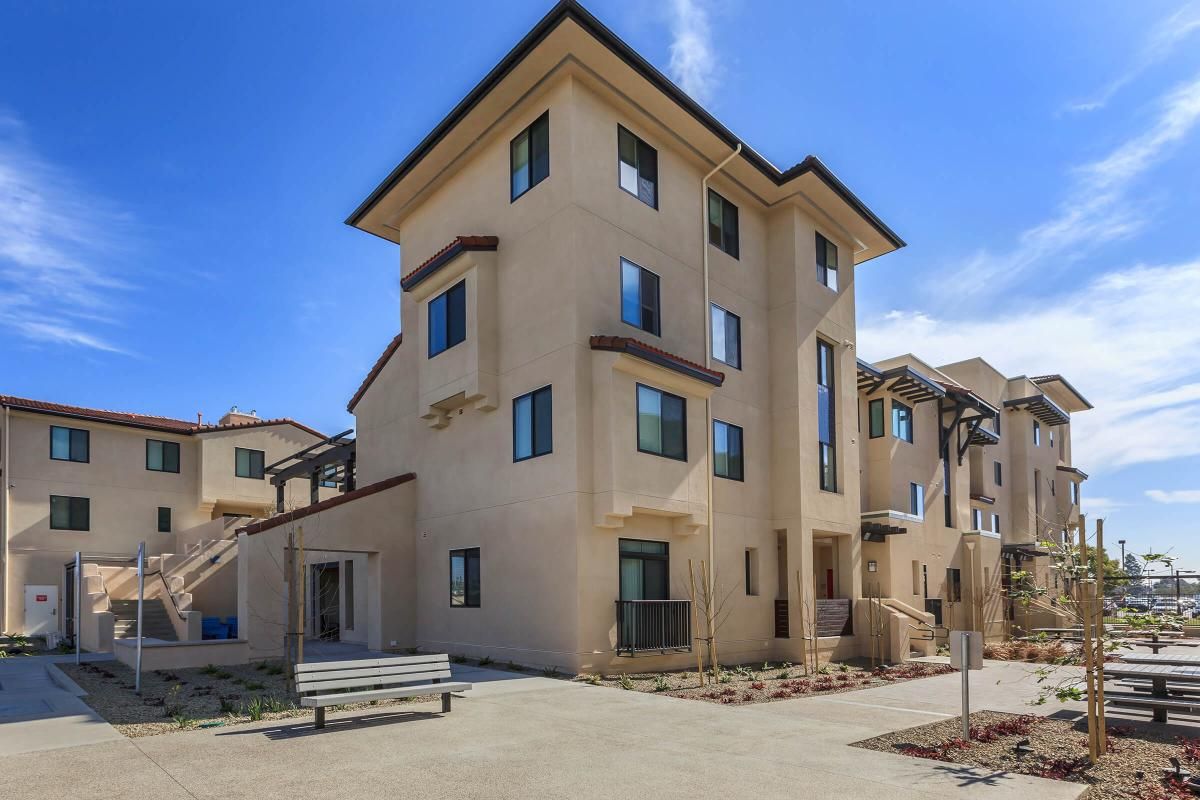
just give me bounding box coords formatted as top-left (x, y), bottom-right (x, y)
top-left (215, 709), bottom-right (442, 740)
top-left (931, 764), bottom-right (1017, 787)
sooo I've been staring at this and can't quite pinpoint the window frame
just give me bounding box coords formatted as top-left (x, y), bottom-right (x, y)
top-left (946, 568), bottom-right (962, 602)
top-left (234, 447), bottom-right (265, 480)
top-left (510, 111), bottom-right (549, 202)
top-left (50, 495), bottom-right (90, 531)
top-left (616, 125), bottom-right (658, 209)
top-left (815, 231), bottom-right (839, 292)
top-left (146, 438), bottom-right (181, 474)
top-left (817, 338), bottom-right (837, 493)
top-left (427, 279), bottom-right (467, 358)
top-left (712, 419), bottom-right (744, 481)
top-left (513, 385), bottom-right (553, 462)
top-left (157, 506), bottom-right (172, 533)
top-left (618, 538), bottom-right (669, 601)
top-left (994, 460), bottom-right (1003, 487)
top-left (868, 398), bottom-right (884, 439)
top-left (1033, 420), bottom-right (1041, 446)
top-left (50, 425), bottom-right (89, 463)
top-left (636, 383), bottom-right (687, 462)
top-left (449, 547), bottom-right (481, 608)
top-left (971, 508), bottom-right (983, 530)
top-left (892, 400), bottom-right (914, 444)
top-left (709, 303), bottom-right (741, 369)
top-left (620, 258), bottom-right (661, 337)
top-left (909, 482), bottom-right (925, 519)
top-left (706, 189), bottom-right (739, 259)
top-left (991, 513), bottom-right (1001, 534)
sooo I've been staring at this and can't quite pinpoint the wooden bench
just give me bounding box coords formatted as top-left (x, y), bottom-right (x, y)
top-left (1105, 690), bottom-right (1200, 719)
top-left (295, 654), bottom-right (472, 729)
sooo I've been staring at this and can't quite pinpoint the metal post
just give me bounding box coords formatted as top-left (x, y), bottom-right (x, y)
top-left (135, 542), bottom-right (145, 695)
top-left (960, 631), bottom-right (970, 741)
top-left (74, 551), bottom-right (81, 664)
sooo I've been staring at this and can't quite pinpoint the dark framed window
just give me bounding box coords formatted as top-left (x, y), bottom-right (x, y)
top-left (971, 508), bottom-right (983, 530)
top-left (344, 559), bottom-right (355, 630)
top-left (707, 189), bottom-right (739, 258)
top-left (744, 548), bottom-right (758, 596)
top-left (713, 419), bottom-right (743, 481)
top-left (909, 482), bottom-right (924, 519)
top-left (994, 461), bottom-right (1003, 486)
top-left (510, 111), bottom-right (549, 201)
top-left (943, 456), bottom-right (953, 528)
top-left (710, 303), bottom-right (741, 369)
top-left (868, 398), bottom-right (884, 438)
top-left (1071, 481), bottom-right (1079, 505)
top-left (637, 384), bottom-right (686, 461)
top-left (146, 439), bottom-right (180, 473)
top-left (235, 447), bottom-right (265, 479)
top-left (817, 339), bottom-right (836, 492)
top-left (946, 568), bottom-right (962, 602)
top-left (449, 548), bottom-right (481, 607)
top-left (617, 125), bottom-right (657, 208)
top-left (157, 506), bottom-right (172, 533)
top-left (428, 280), bottom-right (466, 358)
top-left (1051, 478), bottom-right (1056, 497)
top-left (816, 232), bottom-right (839, 291)
top-left (50, 495), bottom-right (89, 531)
top-left (992, 513), bottom-right (1000, 534)
top-left (620, 258), bottom-right (660, 336)
top-left (514, 385), bottom-right (552, 461)
top-left (619, 539), bottom-right (668, 601)
top-left (1033, 420), bottom-right (1041, 446)
top-left (320, 465), bottom-right (338, 488)
top-left (50, 426), bottom-right (89, 463)
top-left (892, 400), bottom-right (913, 443)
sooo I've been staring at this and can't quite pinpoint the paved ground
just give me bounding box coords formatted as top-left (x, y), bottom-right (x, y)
top-left (0, 653), bottom-right (1096, 800)
top-left (0, 652), bottom-right (124, 757)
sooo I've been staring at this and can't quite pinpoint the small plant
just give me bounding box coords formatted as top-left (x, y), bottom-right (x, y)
top-left (405, 647), bottom-right (420, 655)
top-left (244, 681), bottom-right (265, 691)
top-left (253, 662), bottom-right (267, 672)
top-left (451, 654), bottom-right (467, 664)
top-left (817, 663), bottom-right (831, 675)
top-left (717, 669), bottom-right (732, 684)
top-left (653, 675), bottom-right (670, 692)
top-left (262, 696), bottom-right (289, 713)
top-left (243, 697), bottom-right (265, 721)
top-left (506, 661), bottom-right (525, 672)
top-left (200, 664), bottom-right (220, 676)
top-left (2, 632), bottom-right (31, 648)
top-left (579, 673), bottom-right (602, 685)
top-left (618, 674), bottom-right (635, 690)
top-left (163, 684), bottom-right (184, 717)
top-left (838, 662), bottom-right (850, 673)
top-left (214, 669), bottom-right (233, 680)
top-left (265, 662), bottom-right (284, 676)
top-left (172, 714), bottom-right (193, 729)
top-left (478, 656), bottom-right (493, 667)
top-left (776, 668), bottom-right (791, 679)
top-left (218, 697), bottom-right (238, 714)
top-left (541, 665), bottom-right (560, 678)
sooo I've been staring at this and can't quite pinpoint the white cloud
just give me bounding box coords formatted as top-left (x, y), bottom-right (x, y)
top-left (1081, 497), bottom-right (1126, 514)
top-left (667, 0), bottom-right (717, 106)
top-left (1146, 489), bottom-right (1200, 504)
top-left (0, 111), bottom-right (135, 354)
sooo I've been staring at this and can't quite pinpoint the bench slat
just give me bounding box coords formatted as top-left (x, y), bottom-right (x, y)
top-left (297, 662), bottom-right (454, 684)
top-left (295, 655), bottom-right (449, 674)
top-left (300, 681), bottom-right (472, 708)
top-left (298, 669), bottom-right (452, 694)
top-left (1105, 693), bottom-right (1200, 710)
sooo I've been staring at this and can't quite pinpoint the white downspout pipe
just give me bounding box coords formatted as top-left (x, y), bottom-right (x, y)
top-left (701, 143), bottom-right (741, 656)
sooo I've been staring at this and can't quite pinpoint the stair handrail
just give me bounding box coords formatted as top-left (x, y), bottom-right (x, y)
top-left (143, 570), bottom-right (186, 619)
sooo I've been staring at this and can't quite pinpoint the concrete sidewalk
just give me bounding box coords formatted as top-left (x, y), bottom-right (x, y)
top-left (0, 659), bottom-right (1089, 800)
top-left (0, 653), bottom-right (124, 757)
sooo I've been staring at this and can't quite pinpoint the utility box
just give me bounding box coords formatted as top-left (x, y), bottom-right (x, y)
top-left (949, 630), bottom-right (983, 670)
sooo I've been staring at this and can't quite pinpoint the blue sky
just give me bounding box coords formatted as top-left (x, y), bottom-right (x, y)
top-left (2, 1), bottom-right (1198, 565)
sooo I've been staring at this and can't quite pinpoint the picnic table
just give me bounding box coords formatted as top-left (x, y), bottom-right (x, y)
top-left (1124, 639), bottom-right (1200, 654)
top-left (1031, 627), bottom-right (1083, 640)
top-left (1103, 663), bottom-right (1200, 722)
top-left (1120, 653), bottom-right (1200, 666)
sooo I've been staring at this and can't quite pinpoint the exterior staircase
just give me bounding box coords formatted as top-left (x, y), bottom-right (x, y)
top-left (110, 598), bottom-right (178, 641)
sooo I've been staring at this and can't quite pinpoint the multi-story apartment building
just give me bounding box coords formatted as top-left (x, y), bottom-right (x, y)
top-left (0, 395), bottom-right (328, 638)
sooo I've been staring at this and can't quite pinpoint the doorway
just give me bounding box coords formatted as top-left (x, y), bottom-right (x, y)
top-left (24, 585), bottom-right (58, 635)
top-left (309, 562), bottom-right (340, 641)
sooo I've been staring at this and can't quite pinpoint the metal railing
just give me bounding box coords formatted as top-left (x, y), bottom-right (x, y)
top-left (615, 599), bottom-right (692, 654)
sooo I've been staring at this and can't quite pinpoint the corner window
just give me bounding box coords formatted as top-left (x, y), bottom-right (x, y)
top-left (619, 539), bottom-right (668, 600)
top-left (146, 439), bottom-right (180, 473)
top-left (510, 111), bottom-right (549, 201)
top-left (816, 232), bottom-right (839, 291)
top-left (50, 495), bottom-right (89, 531)
top-left (707, 189), bottom-right (739, 259)
top-left (449, 548), bottom-right (481, 607)
top-left (428, 280), bottom-right (466, 358)
top-left (235, 447), bottom-right (265, 479)
top-left (713, 419), bottom-right (744, 481)
top-left (157, 506), bottom-right (172, 533)
top-left (971, 508), bottom-right (983, 530)
top-left (892, 400), bottom-right (913, 443)
top-left (994, 461), bottom-right (1003, 487)
top-left (1033, 420), bottom-right (1041, 446)
top-left (710, 304), bottom-right (740, 369)
top-left (909, 483), bottom-right (924, 519)
top-left (513, 386), bottom-right (552, 461)
top-left (817, 339), bottom-right (836, 492)
top-left (868, 398), bottom-right (884, 438)
top-left (617, 125), bottom-right (657, 208)
top-left (637, 384), bottom-right (686, 461)
top-left (620, 258), bottom-right (660, 336)
top-left (50, 426), bottom-right (89, 463)
top-left (991, 513), bottom-right (1001, 534)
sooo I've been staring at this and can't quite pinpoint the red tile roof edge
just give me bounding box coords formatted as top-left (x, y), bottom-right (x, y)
top-left (195, 418), bottom-right (328, 441)
top-left (237, 472), bottom-right (417, 536)
top-left (589, 335), bottom-right (724, 386)
top-left (399, 235), bottom-right (498, 291)
top-left (347, 333), bottom-right (403, 413)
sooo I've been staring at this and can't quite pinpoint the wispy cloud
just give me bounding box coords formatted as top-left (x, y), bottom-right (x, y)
top-left (0, 111), bottom-right (136, 353)
top-left (1082, 497), bottom-right (1126, 514)
top-left (1146, 489), bottom-right (1200, 504)
top-left (1065, 3), bottom-right (1200, 113)
top-left (667, 0), bottom-right (717, 106)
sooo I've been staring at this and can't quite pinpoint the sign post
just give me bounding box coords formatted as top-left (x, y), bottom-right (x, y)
top-left (950, 630), bottom-right (982, 741)
top-left (135, 542), bottom-right (145, 695)
top-left (74, 551), bottom-right (81, 665)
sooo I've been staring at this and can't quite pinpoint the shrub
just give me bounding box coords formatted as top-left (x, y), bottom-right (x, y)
top-left (478, 656), bottom-right (493, 667)
top-left (541, 665), bottom-right (560, 678)
top-left (618, 674), bottom-right (635, 690)
top-left (243, 697), bottom-right (264, 721)
top-left (653, 675), bottom-right (670, 692)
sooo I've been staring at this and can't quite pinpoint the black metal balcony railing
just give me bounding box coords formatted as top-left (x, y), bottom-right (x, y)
top-left (615, 599), bottom-right (692, 654)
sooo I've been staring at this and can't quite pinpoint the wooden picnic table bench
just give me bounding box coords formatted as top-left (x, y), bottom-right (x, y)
top-left (1103, 663), bottom-right (1200, 722)
top-left (1120, 653), bottom-right (1200, 666)
top-left (295, 653), bottom-right (472, 729)
top-left (1124, 639), bottom-right (1200, 654)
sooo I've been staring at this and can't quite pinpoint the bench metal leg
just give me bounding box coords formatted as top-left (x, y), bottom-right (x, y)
top-left (442, 692), bottom-right (451, 713)
top-left (315, 707), bottom-right (326, 729)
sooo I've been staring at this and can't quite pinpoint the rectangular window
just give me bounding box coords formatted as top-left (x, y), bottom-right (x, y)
top-left (713, 419), bottom-right (744, 481)
top-left (909, 483), bottom-right (924, 518)
top-left (344, 559), bottom-right (355, 630)
top-left (428, 280), bottom-right (466, 358)
top-left (146, 439), bottom-right (180, 473)
top-left (972, 508), bottom-right (983, 530)
top-left (1051, 478), bottom-right (1056, 497)
top-left (710, 304), bottom-right (741, 369)
top-left (991, 513), bottom-right (1001, 534)
top-left (817, 339), bottom-right (836, 492)
top-left (943, 454), bottom-right (953, 528)
top-left (235, 447), bottom-right (265, 479)
top-left (744, 548), bottom-right (759, 596)
top-left (50, 495), bottom-right (89, 531)
top-left (50, 426), bottom-right (89, 463)
top-left (449, 548), bottom-right (481, 607)
top-left (619, 539), bottom-right (668, 601)
top-left (510, 111), bottom-right (549, 201)
top-left (994, 461), bottom-right (1003, 487)
top-left (815, 232), bottom-right (839, 291)
top-left (868, 398), bottom-right (884, 438)
top-left (1050, 429), bottom-right (1055, 448)
top-left (707, 189), bottom-right (739, 258)
top-left (1034, 468), bottom-right (1042, 508)
top-left (513, 385), bottom-right (553, 461)
top-left (157, 506), bottom-right (172, 533)
top-left (617, 125), bottom-right (657, 208)
top-left (892, 400), bottom-right (913, 443)
top-left (1071, 481), bottom-right (1079, 505)
top-left (1033, 420), bottom-right (1041, 446)
top-left (946, 568), bottom-right (962, 602)
top-left (637, 384), bottom-right (686, 461)
top-left (620, 258), bottom-right (660, 336)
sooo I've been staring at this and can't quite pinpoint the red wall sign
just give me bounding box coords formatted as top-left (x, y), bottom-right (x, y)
top-left (35, 594), bottom-right (48, 602)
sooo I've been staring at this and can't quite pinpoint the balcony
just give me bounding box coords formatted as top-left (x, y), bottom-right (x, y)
top-left (615, 600), bottom-right (692, 654)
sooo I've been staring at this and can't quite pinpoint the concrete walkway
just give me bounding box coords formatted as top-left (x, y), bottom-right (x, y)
top-left (0, 658), bottom-right (1090, 800)
top-left (0, 653), bottom-right (124, 757)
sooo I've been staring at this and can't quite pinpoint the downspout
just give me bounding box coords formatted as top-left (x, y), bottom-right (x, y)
top-left (701, 143), bottom-right (741, 652)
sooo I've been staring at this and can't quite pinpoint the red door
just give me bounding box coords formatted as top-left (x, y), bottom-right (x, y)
top-left (825, 569), bottom-right (835, 599)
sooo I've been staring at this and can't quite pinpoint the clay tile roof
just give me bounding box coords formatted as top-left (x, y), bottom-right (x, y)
top-left (237, 472), bottom-right (416, 536)
top-left (589, 335), bottom-right (724, 386)
top-left (399, 235), bottom-right (498, 292)
top-left (195, 418), bottom-right (328, 440)
top-left (347, 333), bottom-right (403, 413)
